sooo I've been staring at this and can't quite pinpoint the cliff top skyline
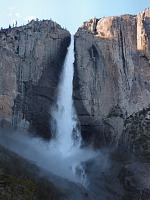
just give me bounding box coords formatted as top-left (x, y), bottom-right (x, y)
top-left (0, 0), bottom-right (150, 34)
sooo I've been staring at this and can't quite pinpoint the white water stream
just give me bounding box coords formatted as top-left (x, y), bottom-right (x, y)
top-left (50, 35), bottom-right (98, 183)
top-left (0, 34), bottom-right (123, 200)
top-left (51, 35), bottom-right (81, 156)
top-left (0, 36), bottom-right (99, 184)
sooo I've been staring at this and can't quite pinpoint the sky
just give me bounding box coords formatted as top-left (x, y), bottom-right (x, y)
top-left (0, 0), bottom-right (150, 34)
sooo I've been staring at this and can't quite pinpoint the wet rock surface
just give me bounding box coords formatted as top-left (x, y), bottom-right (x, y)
top-left (1, 141), bottom-right (150, 200)
top-left (86, 150), bottom-right (150, 200)
top-left (0, 143), bottom-right (100, 200)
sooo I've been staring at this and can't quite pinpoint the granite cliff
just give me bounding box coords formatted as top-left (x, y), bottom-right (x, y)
top-left (0, 19), bottom-right (70, 138)
top-left (0, 8), bottom-right (150, 153)
top-left (0, 8), bottom-right (150, 200)
top-left (74, 8), bottom-right (150, 152)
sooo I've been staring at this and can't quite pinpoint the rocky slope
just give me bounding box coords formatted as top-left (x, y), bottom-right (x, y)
top-left (74, 8), bottom-right (150, 150)
top-left (0, 20), bottom-right (70, 138)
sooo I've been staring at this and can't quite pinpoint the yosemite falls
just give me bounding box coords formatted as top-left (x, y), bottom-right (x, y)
top-left (0, 36), bottom-right (98, 184)
top-left (51, 36), bottom-right (81, 156)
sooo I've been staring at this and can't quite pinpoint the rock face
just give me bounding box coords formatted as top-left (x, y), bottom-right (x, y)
top-left (0, 20), bottom-right (70, 138)
top-left (74, 8), bottom-right (150, 149)
top-left (120, 162), bottom-right (150, 200)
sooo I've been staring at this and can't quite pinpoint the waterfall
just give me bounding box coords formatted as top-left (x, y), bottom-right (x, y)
top-left (49, 35), bottom-right (98, 183)
top-left (0, 35), bottom-right (100, 185)
top-left (51, 36), bottom-right (81, 157)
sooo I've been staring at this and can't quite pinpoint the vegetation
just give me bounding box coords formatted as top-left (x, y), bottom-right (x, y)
top-left (123, 106), bottom-right (150, 155)
top-left (0, 146), bottom-right (65, 200)
top-left (107, 104), bottom-right (123, 118)
top-left (0, 174), bottom-right (36, 200)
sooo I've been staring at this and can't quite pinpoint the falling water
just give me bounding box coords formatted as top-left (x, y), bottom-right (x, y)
top-left (50, 35), bottom-right (99, 183)
top-left (0, 35), bottom-right (102, 185)
top-left (51, 36), bottom-right (81, 156)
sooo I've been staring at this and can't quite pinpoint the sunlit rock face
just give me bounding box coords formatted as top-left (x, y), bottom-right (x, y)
top-left (74, 8), bottom-right (150, 149)
top-left (0, 20), bottom-right (70, 138)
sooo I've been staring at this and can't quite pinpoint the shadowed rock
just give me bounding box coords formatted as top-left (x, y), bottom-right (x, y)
top-left (0, 19), bottom-right (70, 138)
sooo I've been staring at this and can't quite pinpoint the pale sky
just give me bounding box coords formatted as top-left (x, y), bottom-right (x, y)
top-left (0, 0), bottom-right (150, 34)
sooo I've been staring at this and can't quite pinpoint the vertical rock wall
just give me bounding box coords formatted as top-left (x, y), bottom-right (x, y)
top-left (74, 8), bottom-right (150, 147)
top-left (0, 20), bottom-right (70, 138)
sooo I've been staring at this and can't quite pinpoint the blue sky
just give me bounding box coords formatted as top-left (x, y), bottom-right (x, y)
top-left (0, 0), bottom-right (150, 33)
